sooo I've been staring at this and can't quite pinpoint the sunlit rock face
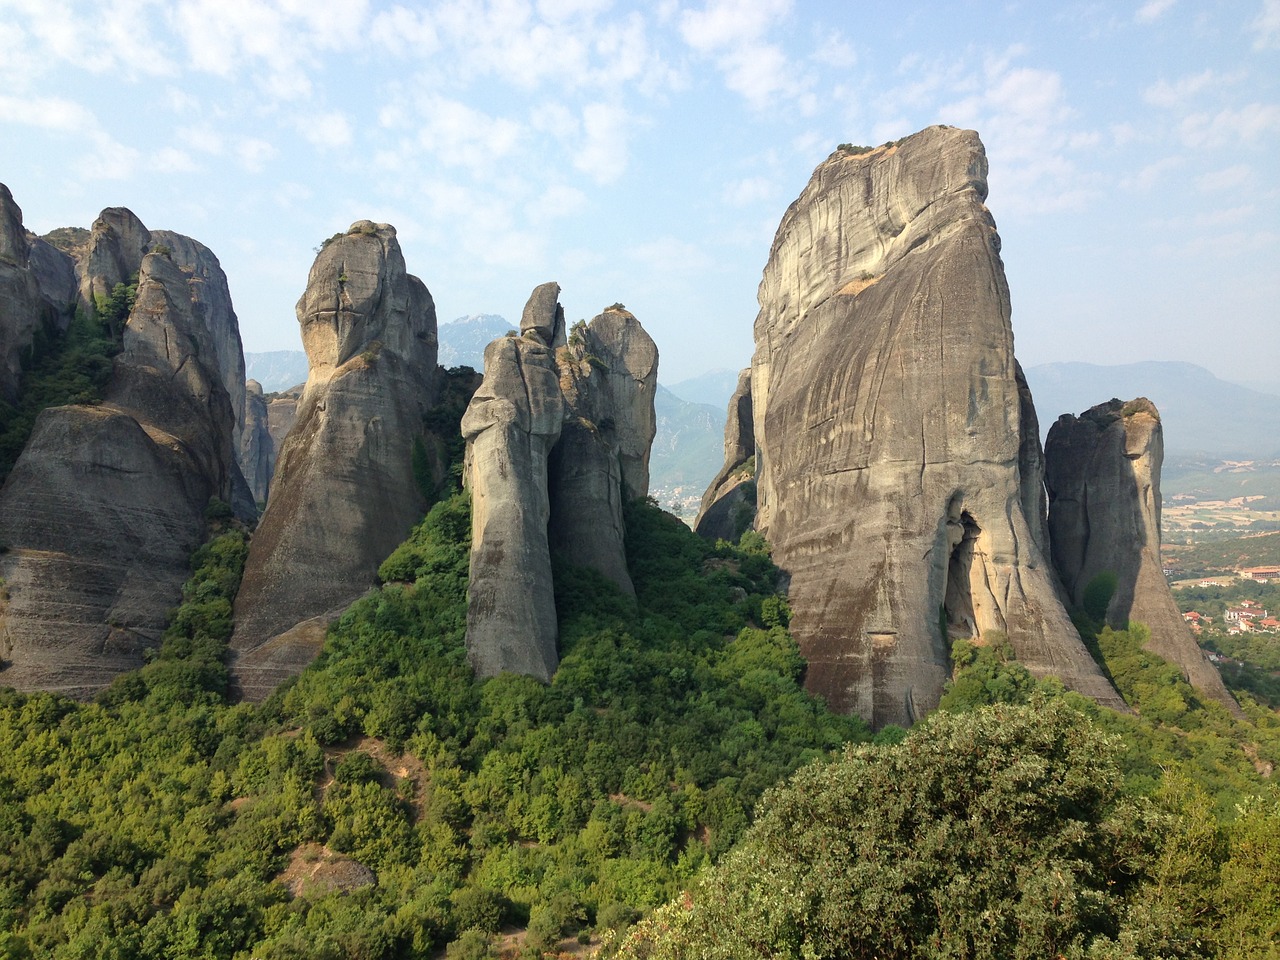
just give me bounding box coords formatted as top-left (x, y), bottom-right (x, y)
top-left (694, 367), bottom-right (755, 542)
top-left (746, 126), bottom-right (1122, 728)
top-left (1045, 398), bottom-right (1242, 716)
top-left (230, 222), bottom-right (441, 701)
top-left (463, 286), bottom-right (658, 682)
top-left (0, 251), bottom-right (245, 696)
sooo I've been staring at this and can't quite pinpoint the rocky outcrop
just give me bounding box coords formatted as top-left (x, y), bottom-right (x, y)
top-left (734, 126), bottom-right (1121, 727)
top-left (0, 251), bottom-right (246, 696)
top-left (0, 184), bottom-right (75, 403)
top-left (229, 221), bottom-right (441, 700)
top-left (77, 207), bottom-right (152, 310)
top-left (695, 368), bottom-right (756, 542)
top-left (549, 306), bottom-right (658, 596)
top-left (464, 289), bottom-right (658, 680)
top-left (463, 330), bottom-right (565, 681)
top-left (1044, 398), bottom-right (1242, 715)
top-left (239, 380), bottom-right (273, 503)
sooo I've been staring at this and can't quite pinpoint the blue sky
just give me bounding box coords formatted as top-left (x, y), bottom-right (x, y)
top-left (1, 0), bottom-right (1276, 385)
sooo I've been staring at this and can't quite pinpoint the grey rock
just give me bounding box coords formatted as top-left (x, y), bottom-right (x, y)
top-left (0, 184), bottom-right (75, 403)
top-left (695, 367), bottom-right (755, 540)
top-left (0, 251), bottom-right (245, 696)
top-left (549, 306), bottom-right (658, 596)
top-left (239, 380), bottom-right (273, 503)
top-left (1044, 398), bottom-right (1242, 715)
top-left (745, 127), bottom-right (1122, 728)
top-left (229, 221), bottom-right (441, 700)
top-left (78, 207), bottom-right (151, 310)
top-left (462, 332), bottom-right (564, 681)
top-left (520, 281), bottom-right (566, 347)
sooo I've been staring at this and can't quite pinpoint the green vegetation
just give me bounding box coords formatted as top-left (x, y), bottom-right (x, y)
top-left (1167, 532), bottom-right (1280, 577)
top-left (1173, 579), bottom-right (1280, 707)
top-left (0, 292), bottom-right (127, 483)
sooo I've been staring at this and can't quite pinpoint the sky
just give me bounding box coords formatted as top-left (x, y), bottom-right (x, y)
top-left (0, 0), bottom-right (1277, 386)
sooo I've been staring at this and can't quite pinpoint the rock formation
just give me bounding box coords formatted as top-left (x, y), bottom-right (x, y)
top-left (694, 368), bottom-right (755, 542)
top-left (0, 184), bottom-right (75, 403)
top-left (463, 288), bottom-right (658, 680)
top-left (0, 250), bottom-right (246, 696)
top-left (702, 126), bottom-right (1122, 727)
top-left (229, 221), bottom-right (442, 700)
top-left (239, 379), bottom-right (273, 503)
top-left (1044, 398), bottom-right (1242, 715)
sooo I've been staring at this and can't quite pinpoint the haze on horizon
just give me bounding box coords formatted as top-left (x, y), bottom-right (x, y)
top-left (1, 0), bottom-right (1276, 385)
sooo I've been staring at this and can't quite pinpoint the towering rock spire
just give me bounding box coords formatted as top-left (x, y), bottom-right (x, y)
top-left (703, 126), bottom-right (1122, 727)
top-left (1045, 398), bottom-right (1242, 716)
top-left (462, 287), bottom-right (658, 681)
top-left (229, 221), bottom-right (442, 700)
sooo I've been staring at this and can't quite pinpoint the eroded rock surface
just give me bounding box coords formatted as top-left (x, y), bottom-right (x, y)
top-left (230, 222), bottom-right (441, 700)
top-left (1045, 398), bottom-right (1241, 715)
top-left (0, 184), bottom-right (75, 403)
top-left (0, 251), bottom-right (245, 696)
top-left (695, 368), bottom-right (755, 542)
top-left (239, 380), bottom-right (273, 503)
top-left (744, 127), bottom-right (1121, 727)
top-left (464, 290), bottom-right (658, 680)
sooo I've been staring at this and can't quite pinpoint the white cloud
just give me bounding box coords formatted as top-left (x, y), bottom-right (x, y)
top-left (575, 101), bottom-right (631, 184)
top-left (1253, 0), bottom-right (1280, 49)
top-left (1197, 164), bottom-right (1253, 192)
top-left (680, 0), bottom-right (791, 52)
top-left (1180, 103), bottom-right (1280, 145)
top-left (629, 236), bottom-right (713, 274)
top-left (678, 0), bottom-right (811, 111)
top-left (1143, 69), bottom-right (1235, 108)
top-left (723, 176), bottom-right (774, 206)
top-left (237, 137), bottom-right (278, 172)
top-left (525, 183), bottom-right (588, 223)
top-left (297, 111), bottom-right (354, 150)
top-left (1121, 155), bottom-right (1183, 191)
top-left (0, 93), bottom-right (99, 132)
top-left (1135, 0), bottom-right (1175, 23)
top-left (368, 5), bottom-right (440, 56)
top-left (75, 134), bottom-right (141, 180)
top-left (178, 124), bottom-right (225, 154)
top-left (415, 94), bottom-right (523, 169)
top-left (153, 147), bottom-right (197, 172)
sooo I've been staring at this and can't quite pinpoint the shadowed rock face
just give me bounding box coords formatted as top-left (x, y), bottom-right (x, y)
top-left (1045, 398), bottom-right (1242, 716)
top-left (240, 380), bottom-right (273, 503)
top-left (695, 368), bottom-right (755, 542)
top-left (0, 184), bottom-right (75, 403)
top-left (229, 221), bottom-right (441, 700)
top-left (463, 289), bottom-right (658, 680)
top-left (743, 126), bottom-right (1122, 727)
top-left (0, 252), bottom-right (245, 696)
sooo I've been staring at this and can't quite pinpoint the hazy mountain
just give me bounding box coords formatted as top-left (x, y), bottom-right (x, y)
top-left (438, 313), bottom-right (511, 369)
top-left (1024, 361), bottom-right (1279, 457)
top-left (650, 384), bottom-right (725, 496)
top-left (666, 368), bottom-right (742, 410)
top-left (244, 350), bottom-right (309, 393)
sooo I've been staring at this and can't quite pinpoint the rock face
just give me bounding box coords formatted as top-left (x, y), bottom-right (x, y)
top-left (0, 184), bottom-right (75, 403)
top-left (77, 207), bottom-right (152, 310)
top-left (1044, 398), bottom-right (1242, 715)
top-left (239, 380), bottom-right (273, 503)
top-left (229, 222), bottom-right (441, 700)
top-left (719, 126), bottom-right (1121, 727)
top-left (0, 251), bottom-right (246, 696)
top-left (694, 368), bottom-right (755, 542)
top-left (463, 288), bottom-right (658, 680)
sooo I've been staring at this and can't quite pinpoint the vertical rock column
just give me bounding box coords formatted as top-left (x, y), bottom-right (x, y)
top-left (1045, 398), bottom-right (1242, 715)
top-left (462, 293), bottom-right (565, 679)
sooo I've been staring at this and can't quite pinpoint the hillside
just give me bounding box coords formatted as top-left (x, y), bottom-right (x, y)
top-left (1025, 361), bottom-right (1279, 457)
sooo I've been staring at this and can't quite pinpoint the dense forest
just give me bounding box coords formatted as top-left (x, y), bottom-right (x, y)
top-left (0, 363), bottom-right (1278, 958)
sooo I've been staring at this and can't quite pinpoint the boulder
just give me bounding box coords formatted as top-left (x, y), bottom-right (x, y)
top-left (1044, 398), bottom-right (1242, 715)
top-left (744, 127), bottom-right (1122, 727)
top-left (229, 222), bottom-right (441, 700)
top-left (0, 252), bottom-right (245, 696)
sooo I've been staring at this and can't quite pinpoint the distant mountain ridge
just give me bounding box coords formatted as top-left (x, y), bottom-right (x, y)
top-left (1024, 361), bottom-right (1278, 457)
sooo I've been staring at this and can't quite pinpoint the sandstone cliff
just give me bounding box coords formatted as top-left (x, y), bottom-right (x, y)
top-left (0, 184), bottom-right (75, 403)
top-left (1044, 398), bottom-right (1242, 715)
top-left (727, 126), bottom-right (1122, 727)
top-left (463, 287), bottom-right (658, 680)
top-left (239, 379), bottom-right (273, 503)
top-left (694, 368), bottom-right (755, 542)
top-left (229, 221), bottom-right (441, 700)
top-left (0, 250), bottom-right (246, 696)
